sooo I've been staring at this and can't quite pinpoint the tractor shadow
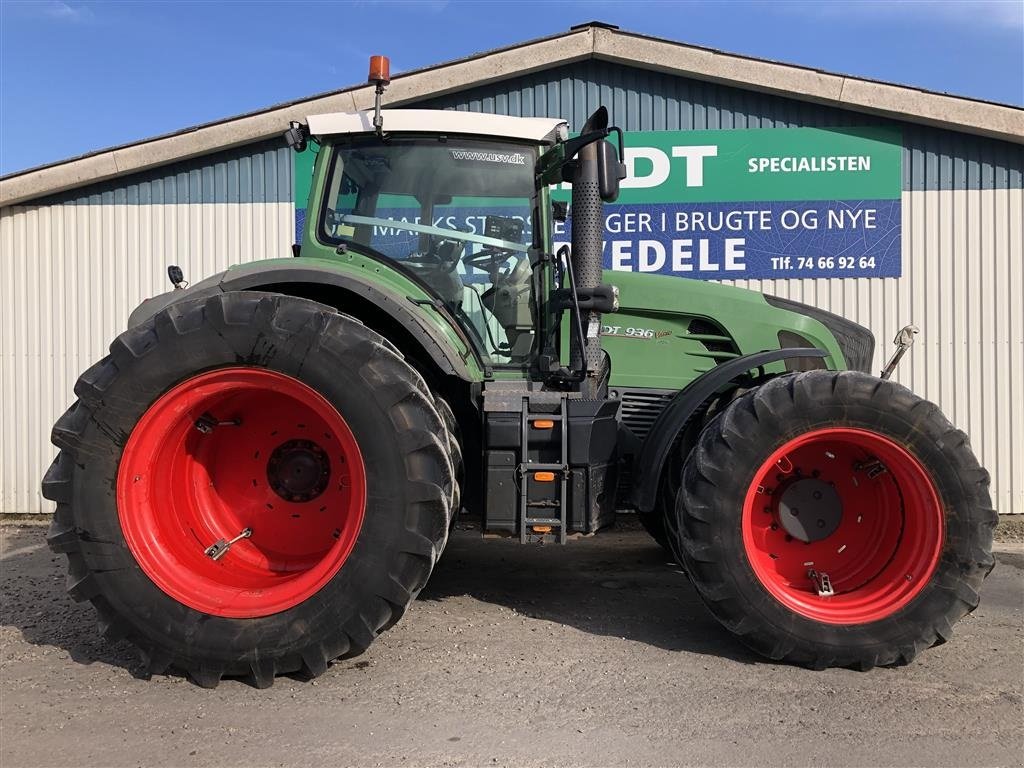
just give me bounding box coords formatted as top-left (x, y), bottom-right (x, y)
top-left (1, 519), bottom-right (761, 675)
top-left (419, 517), bottom-right (763, 665)
top-left (0, 525), bottom-right (147, 678)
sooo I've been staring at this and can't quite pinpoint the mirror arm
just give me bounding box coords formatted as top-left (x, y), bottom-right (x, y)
top-left (557, 245), bottom-right (588, 384)
top-left (609, 127), bottom-right (625, 164)
top-left (535, 129), bottom-right (610, 188)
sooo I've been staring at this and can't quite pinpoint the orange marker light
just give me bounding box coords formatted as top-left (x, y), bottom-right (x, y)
top-left (368, 55), bottom-right (391, 85)
top-left (532, 525), bottom-right (553, 533)
top-left (534, 471), bottom-right (556, 482)
top-left (532, 419), bottom-right (555, 429)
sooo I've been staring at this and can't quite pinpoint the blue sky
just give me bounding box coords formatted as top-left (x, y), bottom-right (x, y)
top-left (1, 0), bottom-right (1021, 175)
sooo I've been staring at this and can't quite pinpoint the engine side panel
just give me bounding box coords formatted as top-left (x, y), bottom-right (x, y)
top-left (601, 270), bottom-right (847, 390)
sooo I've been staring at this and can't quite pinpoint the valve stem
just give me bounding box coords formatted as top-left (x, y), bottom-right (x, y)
top-left (204, 528), bottom-right (253, 560)
top-left (194, 413), bottom-right (242, 434)
top-left (808, 569), bottom-right (835, 597)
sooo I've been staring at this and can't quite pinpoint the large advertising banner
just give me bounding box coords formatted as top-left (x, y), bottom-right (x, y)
top-left (295, 126), bottom-right (903, 280)
top-left (552, 126), bottom-right (903, 279)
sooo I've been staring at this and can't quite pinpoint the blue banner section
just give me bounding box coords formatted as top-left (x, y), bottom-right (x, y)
top-left (299, 199), bottom-right (899, 280)
top-left (553, 199), bottom-right (901, 279)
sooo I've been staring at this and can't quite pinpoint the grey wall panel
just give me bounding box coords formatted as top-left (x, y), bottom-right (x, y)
top-left (419, 59), bottom-right (1023, 191)
top-left (33, 140), bottom-right (294, 206)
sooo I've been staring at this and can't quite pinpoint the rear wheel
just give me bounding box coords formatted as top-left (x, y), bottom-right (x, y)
top-left (43, 291), bottom-right (453, 686)
top-left (676, 370), bottom-right (996, 669)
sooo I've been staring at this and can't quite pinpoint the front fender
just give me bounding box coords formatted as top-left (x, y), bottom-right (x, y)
top-left (630, 348), bottom-right (827, 512)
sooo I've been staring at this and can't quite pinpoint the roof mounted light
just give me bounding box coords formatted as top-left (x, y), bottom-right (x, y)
top-left (367, 55), bottom-right (391, 86)
top-left (368, 55), bottom-right (391, 138)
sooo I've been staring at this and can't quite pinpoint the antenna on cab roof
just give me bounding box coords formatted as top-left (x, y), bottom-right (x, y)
top-left (368, 55), bottom-right (391, 138)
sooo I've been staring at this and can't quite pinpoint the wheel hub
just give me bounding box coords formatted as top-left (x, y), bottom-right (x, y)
top-left (777, 478), bottom-right (842, 543)
top-left (741, 428), bottom-right (944, 625)
top-left (267, 439), bottom-right (331, 502)
top-left (116, 367), bottom-right (366, 619)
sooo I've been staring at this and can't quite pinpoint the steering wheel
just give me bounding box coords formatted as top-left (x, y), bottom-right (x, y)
top-left (404, 238), bottom-right (465, 272)
top-left (464, 247), bottom-right (518, 283)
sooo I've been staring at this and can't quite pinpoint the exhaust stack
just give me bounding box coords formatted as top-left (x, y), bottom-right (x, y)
top-left (571, 107), bottom-right (612, 397)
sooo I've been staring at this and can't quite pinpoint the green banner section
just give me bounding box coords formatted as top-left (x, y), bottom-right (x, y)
top-left (294, 126), bottom-right (903, 208)
top-left (294, 145), bottom-right (318, 210)
top-left (587, 126), bottom-right (902, 204)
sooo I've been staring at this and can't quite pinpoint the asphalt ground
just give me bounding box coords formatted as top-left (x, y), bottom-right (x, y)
top-left (1, 520), bottom-right (1022, 768)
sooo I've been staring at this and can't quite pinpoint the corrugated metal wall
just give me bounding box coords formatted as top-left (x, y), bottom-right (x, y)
top-left (1, 59), bottom-right (1021, 515)
top-left (420, 60), bottom-right (1024, 516)
top-left (0, 140), bottom-right (294, 514)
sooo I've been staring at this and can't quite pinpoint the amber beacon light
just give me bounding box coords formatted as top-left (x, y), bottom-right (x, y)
top-left (368, 55), bottom-right (391, 136)
top-left (368, 55), bottom-right (391, 85)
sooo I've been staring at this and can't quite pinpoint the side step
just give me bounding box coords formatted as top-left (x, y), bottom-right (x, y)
top-left (517, 395), bottom-right (568, 544)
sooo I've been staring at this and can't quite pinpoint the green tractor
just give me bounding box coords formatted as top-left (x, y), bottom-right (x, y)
top-left (43, 62), bottom-right (995, 687)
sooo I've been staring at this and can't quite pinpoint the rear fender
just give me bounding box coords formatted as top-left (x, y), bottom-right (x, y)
top-left (127, 262), bottom-right (475, 381)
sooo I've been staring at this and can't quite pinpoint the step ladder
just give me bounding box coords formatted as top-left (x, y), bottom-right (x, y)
top-left (517, 395), bottom-right (568, 544)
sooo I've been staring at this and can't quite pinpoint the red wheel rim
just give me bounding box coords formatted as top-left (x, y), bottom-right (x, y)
top-left (117, 368), bottom-right (366, 618)
top-left (741, 428), bottom-right (944, 625)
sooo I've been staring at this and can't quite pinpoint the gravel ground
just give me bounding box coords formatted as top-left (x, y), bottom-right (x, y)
top-left (2, 520), bottom-right (1022, 768)
top-left (996, 516), bottom-right (1024, 543)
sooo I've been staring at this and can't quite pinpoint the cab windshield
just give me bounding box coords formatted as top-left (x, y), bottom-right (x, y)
top-left (319, 137), bottom-right (538, 366)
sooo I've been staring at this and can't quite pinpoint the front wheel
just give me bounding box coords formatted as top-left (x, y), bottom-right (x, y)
top-left (676, 370), bottom-right (996, 669)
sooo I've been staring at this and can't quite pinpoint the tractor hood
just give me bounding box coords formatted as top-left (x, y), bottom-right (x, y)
top-left (612, 269), bottom-right (780, 319)
top-left (600, 271), bottom-right (873, 389)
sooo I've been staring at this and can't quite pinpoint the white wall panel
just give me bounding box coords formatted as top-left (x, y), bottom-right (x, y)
top-left (0, 201), bottom-right (293, 515)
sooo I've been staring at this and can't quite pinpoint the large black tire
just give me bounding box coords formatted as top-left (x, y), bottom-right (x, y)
top-left (43, 291), bottom-right (453, 687)
top-left (638, 448), bottom-right (681, 558)
top-left (641, 416), bottom-right (706, 561)
top-left (676, 370), bottom-right (996, 670)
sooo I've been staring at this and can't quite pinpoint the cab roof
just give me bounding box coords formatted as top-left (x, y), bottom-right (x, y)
top-left (306, 110), bottom-right (568, 145)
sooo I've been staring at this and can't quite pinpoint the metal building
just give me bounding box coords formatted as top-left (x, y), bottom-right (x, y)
top-left (2, 23), bottom-right (1022, 515)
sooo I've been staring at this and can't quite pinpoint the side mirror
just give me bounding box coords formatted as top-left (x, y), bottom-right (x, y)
top-left (284, 121), bottom-right (308, 153)
top-left (596, 139), bottom-right (626, 202)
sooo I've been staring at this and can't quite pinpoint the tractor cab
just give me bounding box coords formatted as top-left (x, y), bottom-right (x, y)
top-left (306, 113), bottom-right (557, 367)
top-left (290, 93), bottom-right (624, 386)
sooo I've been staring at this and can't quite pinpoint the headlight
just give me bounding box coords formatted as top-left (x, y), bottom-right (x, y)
top-left (765, 296), bottom-right (875, 374)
